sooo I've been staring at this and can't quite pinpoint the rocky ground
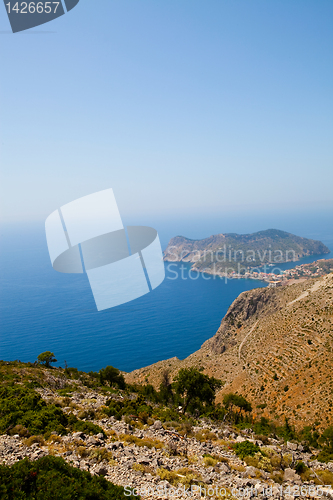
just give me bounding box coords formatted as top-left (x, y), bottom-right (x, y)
top-left (1, 388), bottom-right (333, 499)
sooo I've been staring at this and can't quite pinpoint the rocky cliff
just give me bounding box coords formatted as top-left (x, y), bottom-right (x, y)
top-left (126, 273), bottom-right (333, 431)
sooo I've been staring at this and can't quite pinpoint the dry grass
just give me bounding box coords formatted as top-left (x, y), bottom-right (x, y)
top-left (132, 463), bottom-right (155, 475)
top-left (157, 467), bottom-right (202, 487)
top-left (230, 464), bottom-right (246, 473)
top-left (47, 435), bottom-right (62, 444)
top-left (194, 429), bottom-right (217, 442)
top-left (203, 456), bottom-right (218, 467)
top-left (24, 435), bottom-right (45, 447)
top-left (8, 425), bottom-right (29, 438)
top-left (119, 434), bottom-right (164, 449)
top-left (76, 446), bottom-right (112, 463)
top-left (315, 470), bottom-right (333, 486)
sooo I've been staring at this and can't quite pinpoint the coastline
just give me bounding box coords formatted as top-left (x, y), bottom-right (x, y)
top-left (164, 255), bottom-right (333, 286)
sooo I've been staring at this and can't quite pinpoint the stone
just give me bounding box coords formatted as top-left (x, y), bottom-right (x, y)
top-left (95, 465), bottom-right (108, 476)
top-left (220, 464), bottom-right (230, 474)
top-left (96, 433), bottom-right (105, 440)
top-left (283, 468), bottom-right (300, 482)
top-left (245, 466), bottom-right (257, 478)
top-left (73, 432), bottom-right (85, 439)
top-left (153, 420), bottom-right (163, 430)
top-left (286, 441), bottom-right (298, 451)
top-left (86, 436), bottom-right (99, 446)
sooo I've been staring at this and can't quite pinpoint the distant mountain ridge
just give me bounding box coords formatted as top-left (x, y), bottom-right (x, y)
top-left (164, 229), bottom-right (330, 275)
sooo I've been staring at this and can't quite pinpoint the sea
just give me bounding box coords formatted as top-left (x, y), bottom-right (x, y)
top-left (0, 211), bottom-right (332, 373)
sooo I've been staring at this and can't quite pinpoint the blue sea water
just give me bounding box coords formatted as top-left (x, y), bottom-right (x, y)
top-left (0, 216), bottom-right (332, 373)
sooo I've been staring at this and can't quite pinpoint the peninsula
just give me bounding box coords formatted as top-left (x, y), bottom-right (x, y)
top-left (164, 229), bottom-right (330, 281)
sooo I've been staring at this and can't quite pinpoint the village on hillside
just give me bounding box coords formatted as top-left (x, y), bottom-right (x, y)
top-left (225, 258), bottom-right (333, 286)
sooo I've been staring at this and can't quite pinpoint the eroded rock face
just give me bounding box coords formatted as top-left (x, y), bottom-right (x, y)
top-left (204, 287), bottom-right (280, 355)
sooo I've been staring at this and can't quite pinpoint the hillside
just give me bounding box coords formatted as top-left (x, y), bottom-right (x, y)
top-left (163, 229), bottom-right (330, 276)
top-left (126, 272), bottom-right (333, 432)
top-left (1, 359), bottom-right (333, 497)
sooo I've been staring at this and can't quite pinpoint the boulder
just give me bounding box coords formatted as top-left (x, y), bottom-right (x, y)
top-left (220, 463), bottom-right (230, 474)
top-left (286, 441), bottom-right (298, 451)
top-left (95, 465), bottom-right (108, 476)
top-left (73, 432), bottom-right (85, 439)
top-left (153, 420), bottom-right (163, 430)
top-left (245, 466), bottom-right (257, 478)
top-left (283, 468), bottom-right (300, 482)
top-left (86, 436), bottom-right (99, 446)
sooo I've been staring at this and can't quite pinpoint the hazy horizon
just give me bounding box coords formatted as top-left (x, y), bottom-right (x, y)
top-left (1, 0), bottom-right (332, 224)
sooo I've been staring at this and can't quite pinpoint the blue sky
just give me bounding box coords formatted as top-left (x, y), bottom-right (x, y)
top-left (0, 0), bottom-right (332, 223)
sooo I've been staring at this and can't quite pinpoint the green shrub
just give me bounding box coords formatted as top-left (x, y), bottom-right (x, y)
top-left (0, 385), bottom-right (68, 436)
top-left (295, 461), bottom-right (307, 474)
top-left (73, 420), bottom-right (105, 437)
top-left (234, 440), bottom-right (260, 459)
top-left (316, 449), bottom-right (333, 463)
top-left (105, 395), bottom-right (153, 421)
top-left (0, 384), bottom-right (105, 439)
top-left (0, 455), bottom-right (137, 499)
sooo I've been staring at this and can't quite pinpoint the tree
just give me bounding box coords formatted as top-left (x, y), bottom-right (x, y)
top-left (99, 366), bottom-right (125, 389)
top-left (223, 393), bottom-right (252, 423)
top-left (223, 393), bottom-right (252, 412)
top-left (174, 367), bottom-right (222, 414)
top-left (37, 351), bottom-right (57, 368)
top-left (158, 369), bottom-right (174, 405)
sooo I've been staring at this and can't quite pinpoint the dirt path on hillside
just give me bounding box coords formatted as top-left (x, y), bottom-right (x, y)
top-left (287, 278), bottom-right (325, 306)
top-left (238, 321), bottom-right (259, 361)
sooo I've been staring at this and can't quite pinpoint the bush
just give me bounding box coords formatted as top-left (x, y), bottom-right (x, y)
top-left (295, 461), bottom-right (307, 474)
top-left (73, 420), bottom-right (105, 437)
top-left (316, 449), bottom-right (333, 463)
top-left (203, 455), bottom-right (218, 467)
top-left (0, 384), bottom-right (108, 440)
top-left (253, 417), bottom-right (274, 436)
top-left (99, 366), bottom-right (126, 390)
top-left (105, 395), bottom-right (153, 421)
top-left (0, 455), bottom-right (137, 499)
top-left (234, 441), bottom-right (260, 459)
top-left (245, 452), bottom-right (272, 472)
top-left (254, 434), bottom-right (270, 445)
top-left (25, 435), bottom-right (45, 447)
top-left (0, 385), bottom-right (68, 436)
